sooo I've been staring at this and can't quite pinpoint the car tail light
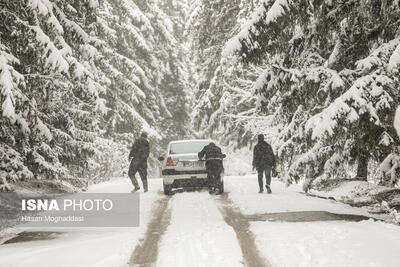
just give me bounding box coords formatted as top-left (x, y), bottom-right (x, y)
top-left (166, 156), bottom-right (178, 166)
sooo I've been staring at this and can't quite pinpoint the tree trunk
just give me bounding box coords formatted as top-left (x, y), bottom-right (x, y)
top-left (356, 151), bottom-right (369, 181)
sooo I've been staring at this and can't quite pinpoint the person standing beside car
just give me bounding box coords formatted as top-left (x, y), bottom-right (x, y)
top-left (128, 132), bottom-right (150, 192)
top-left (198, 142), bottom-right (226, 194)
top-left (252, 134), bottom-right (276, 194)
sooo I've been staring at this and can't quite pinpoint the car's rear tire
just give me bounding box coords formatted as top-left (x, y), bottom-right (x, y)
top-left (163, 182), bottom-right (172, 195)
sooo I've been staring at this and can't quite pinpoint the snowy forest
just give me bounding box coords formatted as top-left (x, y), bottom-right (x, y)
top-left (1, 0), bottom-right (400, 195)
top-left (0, 0), bottom-right (192, 190)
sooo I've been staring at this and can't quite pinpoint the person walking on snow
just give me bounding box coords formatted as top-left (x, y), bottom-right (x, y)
top-left (128, 132), bottom-right (150, 192)
top-left (252, 134), bottom-right (276, 194)
top-left (198, 142), bottom-right (226, 194)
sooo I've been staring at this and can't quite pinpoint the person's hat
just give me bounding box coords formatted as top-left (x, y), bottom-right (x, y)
top-left (141, 132), bottom-right (148, 138)
top-left (257, 134), bottom-right (264, 142)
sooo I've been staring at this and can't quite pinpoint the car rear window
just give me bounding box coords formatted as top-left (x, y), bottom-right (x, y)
top-left (169, 142), bottom-right (210, 155)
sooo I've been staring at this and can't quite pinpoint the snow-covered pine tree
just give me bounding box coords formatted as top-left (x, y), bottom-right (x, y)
top-left (95, 0), bottom-right (192, 173)
top-left (157, 0), bottom-right (192, 144)
top-left (0, 42), bottom-right (33, 191)
top-left (1, 0), bottom-right (192, 188)
top-left (96, 0), bottom-right (161, 140)
top-left (187, 0), bottom-right (283, 149)
top-left (188, 0), bottom-right (247, 138)
top-left (0, 0), bottom-right (105, 189)
top-left (222, 0), bottom-right (400, 188)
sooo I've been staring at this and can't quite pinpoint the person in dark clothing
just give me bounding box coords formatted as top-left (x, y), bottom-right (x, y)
top-left (198, 142), bottom-right (226, 194)
top-left (128, 132), bottom-right (150, 192)
top-left (252, 134), bottom-right (276, 194)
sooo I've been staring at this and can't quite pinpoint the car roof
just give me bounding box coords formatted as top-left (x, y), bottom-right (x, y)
top-left (169, 139), bottom-right (214, 144)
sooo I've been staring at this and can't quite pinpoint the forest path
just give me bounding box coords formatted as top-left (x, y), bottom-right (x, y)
top-left (128, 178), bottom-right (378, 267)
top-left (128, 194), bottom-right (172, 267)
top-left (1, 177), bottom-right (396, 267)
top-left (128, 189), bottom-right (272, 267)
top-left (214, 193), bottom-right (271, 267)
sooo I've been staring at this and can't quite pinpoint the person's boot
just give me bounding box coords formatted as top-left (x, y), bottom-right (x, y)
top-left (209, 187), bottom-right (214, 194)
top-left (208, 177), bottom-right (214, 194)
top-left (215, 184), bottom-right (222, 195)
top-left (258, 176), bottom-right (263, 194)
top-left (130, 177), bottom-right (140, 193)
top-left (143, 179), bottom-right (148, 192)
top-left (209, 184), bottom-right (216, 194)
top-left (266, 185), bottom-right (272, 194)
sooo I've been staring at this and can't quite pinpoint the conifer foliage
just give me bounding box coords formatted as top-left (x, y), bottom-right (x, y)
top-left (191, 0), bottom-right (400, 189)
top-left (188, 0), bottom-right (260, 146)
top-left (0, 0), bottom-right (190, 190)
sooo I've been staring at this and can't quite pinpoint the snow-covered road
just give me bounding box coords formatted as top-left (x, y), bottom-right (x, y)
top-left (156, 192), bottom-right (244, 267)
top-left (0, 179), bottom-right (163, 267)
top-left (1, 176), bottom-right (400, 267)
top-left (227, 176), bottom-right (400, 267)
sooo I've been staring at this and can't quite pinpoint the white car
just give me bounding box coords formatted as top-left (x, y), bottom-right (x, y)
top-left (158, 139), bottom-right (224, 195)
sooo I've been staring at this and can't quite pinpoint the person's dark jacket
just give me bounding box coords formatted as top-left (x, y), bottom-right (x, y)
top-left (252, 140), bottom-right (276, 169)
top-left (198, 143), bottom-right (226, 160)
top-left (129, 137), bottom-right (150, 162)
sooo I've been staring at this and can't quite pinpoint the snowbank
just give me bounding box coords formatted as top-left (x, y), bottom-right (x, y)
top-left (309, 180), bottom-right (400, 223)
top-left (309, 180), bottom-right (381, 203)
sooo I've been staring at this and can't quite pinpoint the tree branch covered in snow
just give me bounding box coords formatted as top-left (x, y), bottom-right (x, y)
top-left (189, 0), bottom-right (400, 188)
top-left (0, 0), bottom-right (192, 188)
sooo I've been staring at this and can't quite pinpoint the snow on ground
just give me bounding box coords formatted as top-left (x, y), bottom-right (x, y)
top-left (225, 175), bottom-right (371, 216)
top-left (157, 192), bottom-right (243, 267)
top-left (252, 220), bottom-right (400, 267)
top-left (309, 180), bottom-right (379, 200)
top-left (225, 175), bottom-right (400, 267)
top-left (308, 180), bottom-right (391, 208)
top-left (2, 175), bottom-right (400, 267)
top-left (0, 178), bottom-right (163, 267)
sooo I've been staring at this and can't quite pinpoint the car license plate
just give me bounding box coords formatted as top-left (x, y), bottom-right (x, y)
top-left (183, 162), bottom-right (192, 167)
top-left (193, 162), bottom-right (203, 168)
top-left (183, 162), bottom-right (203, 167)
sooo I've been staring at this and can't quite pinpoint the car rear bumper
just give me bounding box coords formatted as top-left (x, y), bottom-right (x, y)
top-left (163, 173), bottom-right (208, 185)
top-left (162, 169), bottom-right (207, 175)
top-left (164, 177), bottom-right (209, 188)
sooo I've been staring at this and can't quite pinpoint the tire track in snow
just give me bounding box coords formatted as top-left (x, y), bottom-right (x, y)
top-left (129, 195), bottom-right (172, 267)
top-left (156, 192), bottom-right (244, 267)
top-left (215, 193), bottom-right (271, 267)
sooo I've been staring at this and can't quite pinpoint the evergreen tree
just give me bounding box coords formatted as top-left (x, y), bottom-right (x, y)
top-left (223, 0), bottom-right (400, 188)
top-left (0, 0), bottom-right (103, 190)
top-left (153, 0), bottom-right (192, 145)
top-left (0, 0), bottom-right (192, 189)
top-left (188, 0), bottom-right (244, 138)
